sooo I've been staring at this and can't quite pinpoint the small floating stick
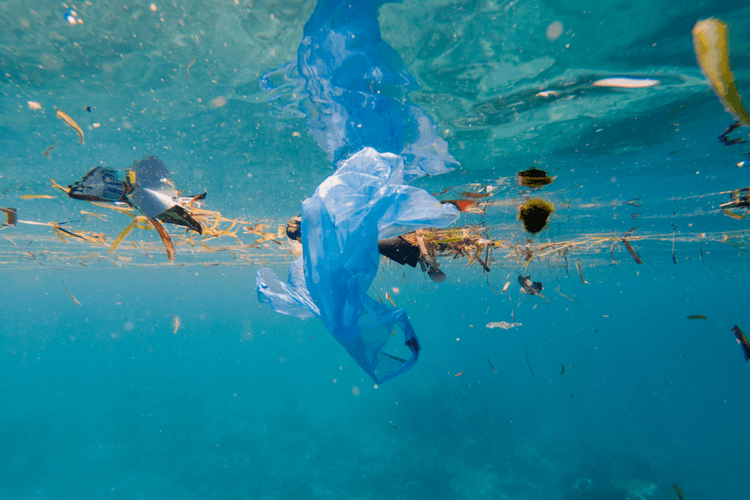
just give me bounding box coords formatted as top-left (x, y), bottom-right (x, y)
top-left (487, 357), bottom-right (497, 373)
top-left (621, 238), bottom-right (643, 264)
top-left (524, 338), bottom-right (536, 378)
top-left (576, 261), bottom-right (588, 284)
top-left (673, 483), bottom-right (686, 500)
top-left (61, 280), bottom-right (81, 306)
top-left (186, 57), bottom-right (195, 81)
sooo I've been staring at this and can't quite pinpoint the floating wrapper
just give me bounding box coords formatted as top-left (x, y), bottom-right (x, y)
top-left (126, 157), bottom-right (178, 219)
top-left (68, 167), bottom-right (127, 203)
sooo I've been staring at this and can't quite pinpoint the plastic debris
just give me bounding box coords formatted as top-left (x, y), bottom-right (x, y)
top-left (518, 274), bottom-right (543, 295)
top-left (265, 0), bottom-right (457, 181)
top-left (591, 77), bottom-right (659, 88)
top-left (486, 321), bottom-right (522, 329)
top-left (256, 1), bottom-right (462, 382)
top-left (66, 157), bottom-right (205, 234)
top-left (257, 148), bottom-right (459, 383)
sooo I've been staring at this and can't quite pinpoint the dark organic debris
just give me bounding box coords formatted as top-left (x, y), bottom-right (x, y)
top-left (673, 483), bottom-right (685, 500)
top-left (517, 168), bottom-right (553, 188)
top-left (687, 315), bottom-right (708, 320)
top-left (524, 338), bottom-right (536, 378)
top-left (731, 325), bottom-right (750, 362)
top-left (560, 363), bottom-right (566, 375)
top-left (576, 261), bottom-right (588, 284)
top-left (720, 187), bottom-right (750, 219)
top-left (1, 207), bottom-right (17, 226)
top-left (621, 238), bottom-right (643, 264)
top-left (487, 357), bottom-right (497, 373)
top-left (518, 198), bottom-right (554, 233)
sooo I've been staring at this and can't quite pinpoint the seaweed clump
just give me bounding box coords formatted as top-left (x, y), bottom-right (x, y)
top-left (518, 198), bottom-right (554, 233)
top-left (517, 168), bottom-right (553, 188)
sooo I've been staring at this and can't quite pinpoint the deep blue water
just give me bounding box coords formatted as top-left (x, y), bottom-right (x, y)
top-left (2, 1), bottom-right (750, 499)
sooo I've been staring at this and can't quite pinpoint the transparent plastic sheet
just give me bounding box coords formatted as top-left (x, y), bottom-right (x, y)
top-left (257, 149), bottom-right (459, 383)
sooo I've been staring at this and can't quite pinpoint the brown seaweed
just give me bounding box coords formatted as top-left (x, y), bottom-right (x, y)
top-left (1, 207), bottom-right (17, 226)
top-left (731, 325), bottom-right (750, 362)
top-left (672, 483), bottom-right (685, 500)
top-left (518, 198), bottom-right (554, 233)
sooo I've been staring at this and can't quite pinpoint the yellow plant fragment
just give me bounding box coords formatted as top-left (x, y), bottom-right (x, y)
top-left (109, 219), bottom-right (139, 254)
top-left (54, 106), bottom-right (85, 143)
top-left (693, 19), bottom-right (750, 125)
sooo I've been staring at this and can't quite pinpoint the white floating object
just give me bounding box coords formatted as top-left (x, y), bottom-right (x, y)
top-left (592, 78), bottom-right (660, 88)
top-left (486, 321), bottom-right (522, 329)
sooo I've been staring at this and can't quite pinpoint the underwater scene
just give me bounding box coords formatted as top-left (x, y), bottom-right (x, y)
top-left (2, 0), bottom-right (750, 498)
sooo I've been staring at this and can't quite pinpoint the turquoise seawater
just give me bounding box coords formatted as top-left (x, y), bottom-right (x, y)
top-left (1, 1), bottom-right (750, 499)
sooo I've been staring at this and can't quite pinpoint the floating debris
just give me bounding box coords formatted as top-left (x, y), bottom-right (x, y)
top-left (1, 207), bottom-right (17, 226)
top-left (454, 371), bottom-right (464, 377)
top-left (518, 274), bottom-right (543, 295)
top-left (621, 238), bottom-right (643, 264)
top-left (486, 321), bottom-right (522, 329)
top-left (524, 338), bottom-right (536, 378)
top-left (673, 484), bottom-right (685, 500)
top-left (460, 190), bottom-right (491, 199)
top-left (720, 187), bottom-right (750, 219)
top-left (54, 106), bottom-right (84, 144)
top-left (592, 77), bottom-right (660, 88)
top-left (172, 315), bottom-right (181, 334)
top-left (43, 141), bottom-right (60, 157)
top-left (27, 101), bottom-right (42, 110)
top-left (576, 261), bottom-right (588, 284)
top-left (186, 57), bottom-right (196, 81)
top-left (61, 280), bottom-right (81, 306)
top-left (487, 357), bottom-right (497, 373)
top-left (560, 363), bottom-right (566, 375)
top-left (693, 19), bottom-right (750, 127)
top-left (731, 325), bottom-right (750, 362)
top-left (442, 199), bottom-right (483, 214)
top-left (20, 195), bottom-right (54, 200)
top-left (518, 198), bottom-right (554, 233)
top-left (687, 315), bottom-right (708, 320)
top-left (517, 168), bottom-right (553, 188)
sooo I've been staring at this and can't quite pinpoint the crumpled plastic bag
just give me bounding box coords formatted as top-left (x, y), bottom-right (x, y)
top-left (257, 148), bottom-right (459, 383)
top-left (294, 0), bottom-right (457, 181)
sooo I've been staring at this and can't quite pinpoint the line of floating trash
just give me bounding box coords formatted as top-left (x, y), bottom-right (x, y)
top-left (2, 222), bottom-right (748, 272)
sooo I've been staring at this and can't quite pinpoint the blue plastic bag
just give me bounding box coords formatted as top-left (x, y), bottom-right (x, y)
top-left (296, 0), bottom-right (457, 180)
top-left (257, 149), bottom-right (458, 383)
top-left (256, 0), bottom-right (460, 382)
